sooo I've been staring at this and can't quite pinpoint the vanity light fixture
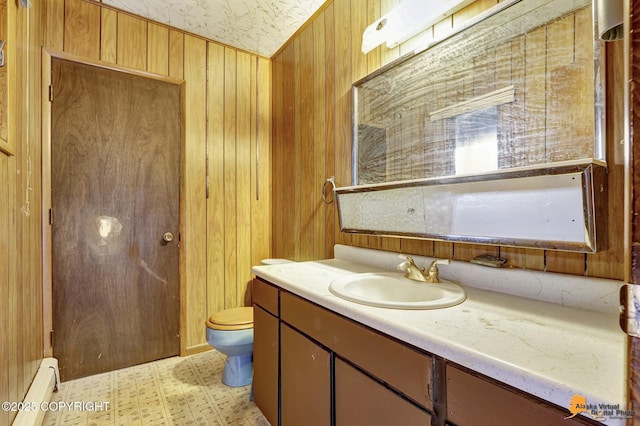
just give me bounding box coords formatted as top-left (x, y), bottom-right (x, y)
top-left (594, 0), bottom-right (623, 40)
top-left (361, 0), bottom-right (473, 54)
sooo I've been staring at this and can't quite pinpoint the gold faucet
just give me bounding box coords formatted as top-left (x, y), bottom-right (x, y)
top-left (425, 259), bottom-right (440, 283)
top-left (397, 256), bottom-right (440, 284)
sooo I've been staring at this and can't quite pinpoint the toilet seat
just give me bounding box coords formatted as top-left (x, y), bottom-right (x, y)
top-left (206, 307), bottom-right (253, 331)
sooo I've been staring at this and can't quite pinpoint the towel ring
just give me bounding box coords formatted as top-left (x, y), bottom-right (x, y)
top-left (322, 176), bottom-right (336, 204)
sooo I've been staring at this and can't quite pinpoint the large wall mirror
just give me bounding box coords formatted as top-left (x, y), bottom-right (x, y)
top-left (337, 0), bottom-right (607, 252)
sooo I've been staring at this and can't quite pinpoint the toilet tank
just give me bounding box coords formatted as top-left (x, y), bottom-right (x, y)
top-left (261, 258), bottom-right (293, 265)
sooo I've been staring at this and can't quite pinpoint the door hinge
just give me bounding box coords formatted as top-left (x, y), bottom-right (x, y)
top-left (620, 284), bottom-right (640, 337)
top-left (49, 84), bottom-right (53, 102)
top-left (49, 208), bottom-right (53, 225)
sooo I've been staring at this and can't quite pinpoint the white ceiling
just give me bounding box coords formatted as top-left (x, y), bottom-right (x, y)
top-left (101, 0), bottom-right (328, 57)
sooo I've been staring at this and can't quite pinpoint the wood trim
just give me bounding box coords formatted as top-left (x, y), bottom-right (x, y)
top-left (184, 343), bottom-right (211, 356)
top-left (178, 73), bottom-right (187, 357)
top-left (41, 49), bottom-right (53, 358)
top-left (42, 48), bottom-right (184, 84)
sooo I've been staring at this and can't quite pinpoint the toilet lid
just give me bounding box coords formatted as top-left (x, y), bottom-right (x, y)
top-left (206, 307), bottom-right (253, 331)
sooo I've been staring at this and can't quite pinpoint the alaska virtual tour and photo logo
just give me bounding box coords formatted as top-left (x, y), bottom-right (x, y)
top-left (566, 395), bottom-right (633, 422)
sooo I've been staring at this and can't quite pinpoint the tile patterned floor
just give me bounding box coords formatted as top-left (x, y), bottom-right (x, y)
top-left (43, 350), bottom-right (269, 426)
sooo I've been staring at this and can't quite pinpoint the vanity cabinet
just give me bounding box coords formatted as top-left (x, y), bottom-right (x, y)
top-left (253, 277), bottom-right (598, 426)
top-left (252, 277), bottom-right (433, 425)
top-left (279, 291), bottom-right (434, 411)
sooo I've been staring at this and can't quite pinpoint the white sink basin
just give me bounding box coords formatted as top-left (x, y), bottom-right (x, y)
top-left (329, 272), bottom-right (466, 310)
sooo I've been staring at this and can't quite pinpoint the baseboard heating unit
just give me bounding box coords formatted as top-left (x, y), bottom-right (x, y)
top-left (13, 358), bottom-right (59, 426)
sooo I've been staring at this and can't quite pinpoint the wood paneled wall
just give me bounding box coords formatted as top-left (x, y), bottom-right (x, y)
top-left (43, 0), bottom-right (271, 354)
top-left (0, 1), bottom-right (44, 425)
top-left (271, 0), bottom-right (625, 281)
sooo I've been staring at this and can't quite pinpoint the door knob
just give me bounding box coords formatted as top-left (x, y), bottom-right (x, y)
top-left (162, 232), bottom-right (174, 242)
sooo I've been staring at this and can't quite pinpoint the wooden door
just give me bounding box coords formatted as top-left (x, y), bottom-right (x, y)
top-left (51, 58), bottom-right (181, 381)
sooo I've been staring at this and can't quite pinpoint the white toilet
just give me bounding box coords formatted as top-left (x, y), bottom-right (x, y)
top-left (205, 258), bottom-right (292, 387)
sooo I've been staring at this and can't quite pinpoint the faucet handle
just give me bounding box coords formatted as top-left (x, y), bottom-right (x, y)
top-left (426, 260), bottom-right (440, 283)
top-left (402, 255), bottom-right (425, 271)
top-left (398, 254), bottom-right (418, 265)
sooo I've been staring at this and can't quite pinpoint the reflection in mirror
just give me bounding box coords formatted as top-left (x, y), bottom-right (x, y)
top-left (454, 107), bottom-right (498, 175)
top-left (352, 0), bottom-right (603, 185)
top-left (357, 124), bottom-right (387, 183)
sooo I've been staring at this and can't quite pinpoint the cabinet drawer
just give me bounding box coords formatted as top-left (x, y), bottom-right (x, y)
top-left (335, 359), bottom-right (431, 426)
top-left (281, 292), bottom-right (433, 410)
top-left (253, 278), bottom-right (279, 315)
top-left (446, 365), bottom-right (598, 426)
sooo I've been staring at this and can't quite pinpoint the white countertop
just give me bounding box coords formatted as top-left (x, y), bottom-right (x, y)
top-left (253, 245), bottom-right (628, 425)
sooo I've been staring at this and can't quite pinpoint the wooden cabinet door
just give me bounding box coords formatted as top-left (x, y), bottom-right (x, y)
top-left (280, 291), bottom-right (433, 410)
top-left (280, 323), bottom-right (331, 426)
top-left (446, 365), bottom-right (598, 426)
top-left (253, 305), bottom-right (279, 426)
top-left (335, 358), bottom-right (431, 426)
